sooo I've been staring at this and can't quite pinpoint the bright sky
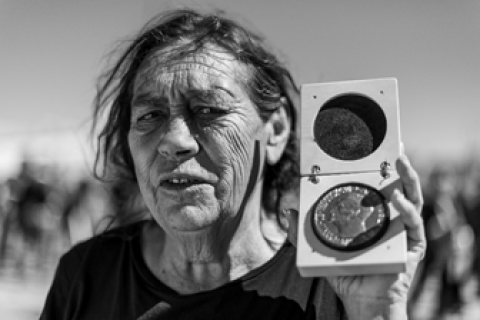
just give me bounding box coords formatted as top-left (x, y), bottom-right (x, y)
top-left (1, 0), bottom-right (479, 177)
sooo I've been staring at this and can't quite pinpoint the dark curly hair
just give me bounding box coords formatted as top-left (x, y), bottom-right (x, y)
top-left (92, 8), bottom-right (300, 226)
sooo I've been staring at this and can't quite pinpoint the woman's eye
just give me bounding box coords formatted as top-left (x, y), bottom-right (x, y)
top-left (193, 104), bottom-right (227, 116)
top-left (196, 107), bottom-right (213, 115)
top-left (137, 111), bottom-right (162, 122)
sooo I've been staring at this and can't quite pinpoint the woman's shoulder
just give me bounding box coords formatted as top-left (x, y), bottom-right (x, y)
top-left (97, 219), bottom-right (148, 241)
top-left (59, 220), bottom-right (148, 267)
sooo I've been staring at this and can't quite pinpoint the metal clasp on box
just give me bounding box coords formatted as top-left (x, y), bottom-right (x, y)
top-left (308, 165), bottom-right (321, 184)
top-left (380, 161), bottom-right (391, 179)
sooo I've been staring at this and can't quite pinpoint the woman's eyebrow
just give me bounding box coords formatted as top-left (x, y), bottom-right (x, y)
top-left (189, 87), bottom-right (236, 99)
top-left (131, 94), bottom-right (167, 107)
top-left (212, 86), bottom-right (236, 98)
top-left (131, 86), bottom-right (237, 107)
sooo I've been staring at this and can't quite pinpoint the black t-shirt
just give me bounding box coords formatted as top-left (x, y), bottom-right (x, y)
top-left (40, 221), bottom-right (346, 320)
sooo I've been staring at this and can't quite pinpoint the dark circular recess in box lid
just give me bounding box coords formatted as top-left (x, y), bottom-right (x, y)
top-left (313, 94), bottom-right (387, 161)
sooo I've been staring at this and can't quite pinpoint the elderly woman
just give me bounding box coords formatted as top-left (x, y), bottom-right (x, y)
top-left (40, 8), bottom-right (425, 320)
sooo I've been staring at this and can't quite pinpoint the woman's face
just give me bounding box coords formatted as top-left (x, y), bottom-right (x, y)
top-left (128, 48), bottom-right (271, 235)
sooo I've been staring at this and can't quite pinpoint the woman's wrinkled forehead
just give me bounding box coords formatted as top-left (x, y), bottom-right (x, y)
top-left (132, 46), bottom-right (251, 99)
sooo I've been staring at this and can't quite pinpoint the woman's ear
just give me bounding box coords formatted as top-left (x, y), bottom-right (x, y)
top-left (266, 104), bottom-right (291, 165)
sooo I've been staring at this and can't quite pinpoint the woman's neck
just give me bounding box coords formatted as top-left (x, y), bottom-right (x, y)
top-left (141, 210), bottom-right (286, 294)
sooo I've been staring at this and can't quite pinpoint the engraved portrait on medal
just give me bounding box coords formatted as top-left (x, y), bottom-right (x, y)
top-left (312, 183), bottom-right (389, 251)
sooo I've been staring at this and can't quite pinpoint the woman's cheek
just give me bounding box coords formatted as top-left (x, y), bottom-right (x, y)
top-left (221, 130), bottom-right (256, 205)
top-left (128, 132), bottom-right (160, 191)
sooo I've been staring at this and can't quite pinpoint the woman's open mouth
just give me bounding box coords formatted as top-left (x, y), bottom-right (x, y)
top-left (160, 177), bottom-right (211, 191)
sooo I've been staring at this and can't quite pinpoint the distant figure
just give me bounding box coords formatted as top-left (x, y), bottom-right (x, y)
top-left (1, 160), bottom-right (52, 273)
top-left (0, 178), bottom-right (15, 265)
top-left (59, 179), bottom-right (93, 247)
top-left (409, 165), bottom-right (471, 318)
top-left (457, 159), bottom-right (480, 294)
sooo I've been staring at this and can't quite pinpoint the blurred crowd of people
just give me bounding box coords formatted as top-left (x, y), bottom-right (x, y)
top-left (408, 155), bottom-right (480, 319)
top-left (0, 158), bottom-right (148, 278)
top-left (0, 154), bottom-right (479, 319)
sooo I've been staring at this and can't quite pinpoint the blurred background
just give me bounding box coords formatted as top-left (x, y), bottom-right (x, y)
top-left (1, 0), bottom-right (479, 319)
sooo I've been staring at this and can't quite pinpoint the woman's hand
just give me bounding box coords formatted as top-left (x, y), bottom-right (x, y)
top-left (286, 155), bottom-right (426, 320)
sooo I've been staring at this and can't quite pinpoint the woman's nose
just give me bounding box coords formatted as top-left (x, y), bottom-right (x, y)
top-left (157, 118), bottom-right (199, 161)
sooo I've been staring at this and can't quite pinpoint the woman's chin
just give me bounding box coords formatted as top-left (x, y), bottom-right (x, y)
top-left (166, 206), bottom-right (221, 233)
